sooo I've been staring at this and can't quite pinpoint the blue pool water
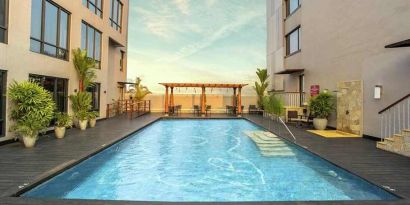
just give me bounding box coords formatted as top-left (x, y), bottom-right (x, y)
top-left (23, 119), bottom-right (397, 201)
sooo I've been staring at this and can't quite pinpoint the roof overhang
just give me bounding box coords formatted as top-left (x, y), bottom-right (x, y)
top-left (275, 69), bottom-right (305, 75)
top-left (159, 83), bottom-right (248, 88)
top-left (385, 39), bottom-right (410, 48)
top-left (109, 37), bottom-right (125, 48)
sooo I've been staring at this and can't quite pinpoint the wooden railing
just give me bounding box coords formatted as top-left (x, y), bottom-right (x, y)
top-left (106, 100), bottom-right (151, 119)
top-left (270, 91), bottom-right (306, 107)
top-left (379, 93), bottom-right (410, 138)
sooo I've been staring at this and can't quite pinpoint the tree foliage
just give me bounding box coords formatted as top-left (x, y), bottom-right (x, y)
top-left (263, 94), bottom-right (284, 116)
top-left (253, 68), bottom-right (269, 108)
top-left (133, 77), bottom-right (152, 101)
top-left (72, 48), bottom-right (97, 91)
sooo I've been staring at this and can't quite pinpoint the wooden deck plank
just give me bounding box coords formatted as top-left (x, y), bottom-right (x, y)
top-left (0, 113), bottom-right (409, 205)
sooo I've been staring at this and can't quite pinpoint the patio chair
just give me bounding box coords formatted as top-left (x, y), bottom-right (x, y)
top-left (226, 105), bottom-right (233, 115)
top-left (249, 105), bottom-right (258, 114)
top-left (175, 105), bottom-right (182, 116)
top-left (168, 106), bottom-right (175, 116)
top-left (287, 111), bottom-right (299, 124)
top-left (206, 105), bottom-right (211, 116)
top-left (193, 105), bottom-right (200, 116)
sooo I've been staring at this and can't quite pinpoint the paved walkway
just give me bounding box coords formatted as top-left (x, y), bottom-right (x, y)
top-left (0, 113), bottom-right (409, 205)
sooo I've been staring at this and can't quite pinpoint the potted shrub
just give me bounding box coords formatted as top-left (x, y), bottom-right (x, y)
top-left (76, 110), bottom-right (89, 131)
top-left (88, 111), bottom-right (99, 128)
top-left (69, 92), bottom-right (92, 131)
top-left (309, 92), bottom-right (335, 130)
top-left (8, 81), bottom-right (55, 148)
top-left (54, 112), bottom-right (72, 139)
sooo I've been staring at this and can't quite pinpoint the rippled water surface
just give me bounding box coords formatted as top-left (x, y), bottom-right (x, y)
top-left (23, 119), bottom-right (397, 201)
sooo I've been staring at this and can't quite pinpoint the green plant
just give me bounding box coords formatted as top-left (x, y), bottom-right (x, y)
top-left (72, 48), bottom-right (97, 91)
top-left (69, 92), bottom-right (92, 113)
top-left (69, 92), bottom-right (92, 121)
top-left (309, 92), bottom-right (335, 119)
top-left (87, 111), bottom-right (99, 120)
top-left (8, 81), bottom-right (55, 138)
top-left (55, 112), bottom-right (72, 128)
top-left (263, 94), bottom-right (284, 116)
top-left (133, 77), bottom-right (152, 101)
top-left (253, 68), bottom-right (269, 109)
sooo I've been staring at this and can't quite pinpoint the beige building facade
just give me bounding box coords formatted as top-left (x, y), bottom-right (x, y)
top-left (267, 0), bottom-right (410, 138)
top-left (0, 0), bottom-right (129, 142)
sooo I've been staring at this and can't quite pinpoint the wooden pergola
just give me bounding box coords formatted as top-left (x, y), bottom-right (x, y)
top-left (159, 83), bottom-right (248, 116)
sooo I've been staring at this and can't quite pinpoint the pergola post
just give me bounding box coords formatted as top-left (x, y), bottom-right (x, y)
top-left (201, 86), bottom-right (206, 117)
top-left (233, 87), bottom-right (237, 108)
top-left (164, 86), bottom-right (169, 116)
top-left (237, 87), bottom-right (242, 117)
top-left (170, 87), bottom-right (175, 107)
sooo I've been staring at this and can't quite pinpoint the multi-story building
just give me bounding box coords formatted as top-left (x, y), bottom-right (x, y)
top-left (267, 0), bottom-right (410, 138)
top-left (0, 0), bottom-right (129, 142)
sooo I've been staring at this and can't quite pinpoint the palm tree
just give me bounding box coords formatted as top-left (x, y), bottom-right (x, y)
top-left (72, 48), bottom-right (97, 92)
top-left (253, 68), bottom-right (269, 108)
top-left (133, 77), bottom-right (152, 101)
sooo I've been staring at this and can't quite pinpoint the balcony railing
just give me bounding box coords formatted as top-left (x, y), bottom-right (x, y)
top-left (270, 91), bottom-right (306, 107)
top-left (106, 100), bottom-right (151, 119)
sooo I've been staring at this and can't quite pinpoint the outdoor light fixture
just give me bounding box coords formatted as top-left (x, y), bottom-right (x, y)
top-left (374, 85), bottom-right (382, 99)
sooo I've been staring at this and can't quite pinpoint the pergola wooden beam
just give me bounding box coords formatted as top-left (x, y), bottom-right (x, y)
top-left (160, 83), bottom-right (248, 116)
top-left (159, 83), bottom-right (247, 88)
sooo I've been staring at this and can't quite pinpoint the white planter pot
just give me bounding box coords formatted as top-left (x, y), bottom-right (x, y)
top-left (54, 126), bottom-right (66, 139)
top-left (89, 118), bottom-right (97, 128)
top-left (22, 135), bottom-right (37, 148)
top-left (313, 118), bottom-right (328, 130)
top-left (79, 120), bottom-right (88, 131)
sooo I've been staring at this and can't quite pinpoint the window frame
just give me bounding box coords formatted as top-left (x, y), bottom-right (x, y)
top-left (120, 50), bottom-right (125, 72)
top-left (83, 0), bottom-right (103, 18)
top-left (110, 0), bottom-right (123, 32)
top-left (86, 83), bottom-right (101, 112)
top-left (0, 0), bottom-right (9, 44)
top-left (285, 25), bottom-right (301, 56)
top-left (285, 0), bottom-right (300, 17)
top-left (28, 73), bottom-right (69, 113)
top-left (81, 21), bottom-right (102, 69)
top-left (0, 70), bottom-right (6, 137)
top-left (29, 0), bottom-right (71, 61)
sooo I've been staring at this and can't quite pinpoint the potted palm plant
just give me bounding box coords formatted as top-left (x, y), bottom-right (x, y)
top-left (88, 111), bottom-right (99, 128)
top-left (8, 81), bottom-right (55, 148)
top-left (54, 112), bottom-right (72, 139)
top-left (309, 92), bottom-right (335, 130)
top-left (72, 48), bottom-right (97, 92)
top-left (69, 92), bottom-right (92, 131)
top-left (253, 68), bottom-right (269, 109)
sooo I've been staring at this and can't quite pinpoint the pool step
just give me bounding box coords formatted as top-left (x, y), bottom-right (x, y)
top-left (376, 128), bottom-right (410, 157)
top-left (244, 131), bottom-right (295, 157)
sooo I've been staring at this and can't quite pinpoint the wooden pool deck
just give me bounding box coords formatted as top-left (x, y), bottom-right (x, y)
top-left (0, 113), bottom-right (409, 205)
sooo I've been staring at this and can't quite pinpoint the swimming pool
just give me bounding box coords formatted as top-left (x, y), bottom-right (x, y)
top-left (23, 119), bottom-right (397, 201)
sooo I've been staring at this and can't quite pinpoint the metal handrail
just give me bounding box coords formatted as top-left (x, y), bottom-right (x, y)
top-left (379, 96), bottom-right (410, 138)
top-left (379, 93), bottom-right (410, 114)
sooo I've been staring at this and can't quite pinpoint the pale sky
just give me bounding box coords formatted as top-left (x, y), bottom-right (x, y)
top-left (127, 0), bottom-right (266, 94)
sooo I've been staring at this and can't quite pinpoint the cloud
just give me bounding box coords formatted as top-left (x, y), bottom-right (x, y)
top-left (173, 0), bottom-right (190, 15)
top-left (158, 11), bottom-right (263, 63)
top-left (205, 0), bottom-right (217, 7)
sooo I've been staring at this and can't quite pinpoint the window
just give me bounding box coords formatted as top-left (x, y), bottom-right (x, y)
top-left (30, 0), bottom-right (70, 60)
top-left (0, 70), bottom-right (6, 137)
top-left (120, 50), bottom-right (125, 72)
top-left (81, 21), bottom-right (102, 68)
top-left (286, 26), bottom-right (300, 56)
top-left (29, 74), bottom-right (68, 113)
top-left (0, 0), bottom-right (8, 43)
top-left (86, 83), bottom-right (100, 111)
top-left (82, 0), bottom-right (103, 18)
top-left (286, 0), bottom-right (300, 17)
top-left (110, 0), bottom-right (122, 32)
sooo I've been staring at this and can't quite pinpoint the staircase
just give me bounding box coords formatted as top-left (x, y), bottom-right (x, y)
top-left (377, 129), bottom-right (410, 157)
top-left (244, 131), bottom-right (295, 157)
